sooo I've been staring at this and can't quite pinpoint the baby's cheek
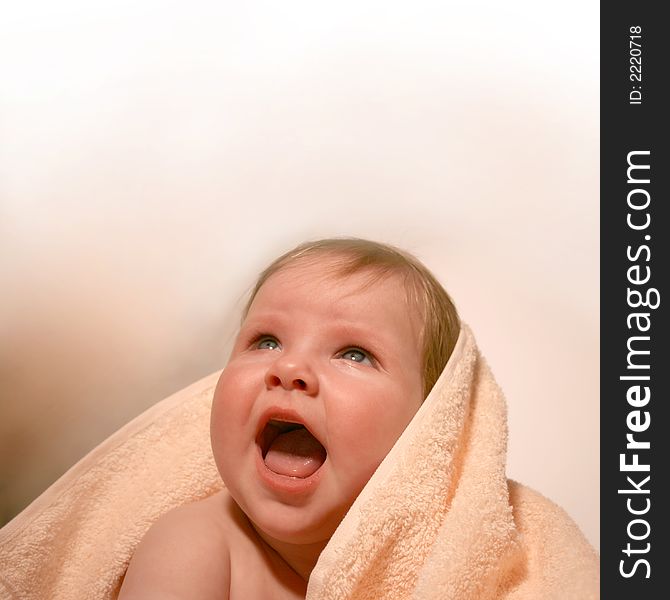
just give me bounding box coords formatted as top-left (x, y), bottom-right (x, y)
top-left (211, 366), bottom-right (257, 424)
top-left (209, 368), bottom-right (254, 468)
top-left (342, 397), bottom-right (417, 466)
top-left (335, 414), bottom-right (394, 473)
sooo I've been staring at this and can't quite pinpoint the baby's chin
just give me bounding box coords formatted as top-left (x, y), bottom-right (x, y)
top-left (243, 495), bottom-right (350, 547)
top-left (214, 449), bottom-right (363, 546)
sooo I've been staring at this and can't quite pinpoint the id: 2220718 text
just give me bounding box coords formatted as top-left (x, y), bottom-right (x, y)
top-left (629, 26), bottom-right (642, 105)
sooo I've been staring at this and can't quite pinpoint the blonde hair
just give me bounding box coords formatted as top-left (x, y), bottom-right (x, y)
top-left (243, 238), bottom-right (460, 398)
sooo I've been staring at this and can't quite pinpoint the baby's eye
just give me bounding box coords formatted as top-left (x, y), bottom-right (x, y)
top-left (255, 336), bottom-right (280, 351)
top-left (339, 348), bottom-right (373, 365)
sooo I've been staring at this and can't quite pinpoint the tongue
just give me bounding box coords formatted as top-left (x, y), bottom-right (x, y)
top-left (264, 428), bottom-right (326, 478)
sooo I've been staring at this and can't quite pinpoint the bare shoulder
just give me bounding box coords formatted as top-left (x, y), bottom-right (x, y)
top-left (119, 491), bottom-right (232, 600)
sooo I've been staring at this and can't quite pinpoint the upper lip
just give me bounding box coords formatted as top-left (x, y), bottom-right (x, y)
top-left (255, 407), bottom-right (325, 455)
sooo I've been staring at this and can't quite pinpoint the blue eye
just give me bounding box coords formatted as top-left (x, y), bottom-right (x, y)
top-left (256, 336), bottom-right (280, 351)
top-left (340, 348), bottom-right (372, 365)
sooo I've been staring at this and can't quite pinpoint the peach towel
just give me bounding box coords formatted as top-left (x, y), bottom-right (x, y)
top-left (0, 325), bottom-right (598, 599)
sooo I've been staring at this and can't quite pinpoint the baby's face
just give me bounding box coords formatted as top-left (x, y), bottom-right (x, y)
top-left (210, 260), bottom-right (424, 546)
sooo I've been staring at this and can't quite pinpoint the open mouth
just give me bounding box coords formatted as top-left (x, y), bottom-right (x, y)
top-left (258, 418), bottom-right (327, 479)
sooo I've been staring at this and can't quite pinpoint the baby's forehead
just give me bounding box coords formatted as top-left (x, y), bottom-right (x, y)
top-left (247, 263), bottom-right (425, 351)
top-left (255, 261), bottom-right (425, 333)
top-left (269, 259), bottom-right (412, 302)
top-left (244, 252), bottom-right (429, 338)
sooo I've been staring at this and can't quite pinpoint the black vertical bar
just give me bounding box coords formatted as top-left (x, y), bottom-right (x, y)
top-left (601, 3), bottom-right (668, 598)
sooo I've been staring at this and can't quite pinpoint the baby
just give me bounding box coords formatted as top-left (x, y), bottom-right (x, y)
top-left (119, 238), bottom-right (460, 599)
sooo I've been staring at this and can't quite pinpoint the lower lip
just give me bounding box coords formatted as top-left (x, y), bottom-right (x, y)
top-left (254, 446), bottom-right (324, 496)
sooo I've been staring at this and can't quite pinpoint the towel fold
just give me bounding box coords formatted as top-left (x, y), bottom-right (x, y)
top-left (0, 324), bottom-right (598, 599)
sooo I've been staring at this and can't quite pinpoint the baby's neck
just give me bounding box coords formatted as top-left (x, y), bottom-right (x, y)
top-left (249, 520), bottom-right (328, 582)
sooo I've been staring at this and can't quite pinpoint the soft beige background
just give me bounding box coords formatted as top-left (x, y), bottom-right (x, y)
top-left (0, 1), bottom-right (599, 548)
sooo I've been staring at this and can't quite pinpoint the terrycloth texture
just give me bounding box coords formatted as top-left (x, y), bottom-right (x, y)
top-left (0, 325), bottom-right (598, 599)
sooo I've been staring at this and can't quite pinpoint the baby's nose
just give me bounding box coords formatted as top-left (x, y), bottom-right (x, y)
top-left (265, 355), bottom-right (319, 395)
